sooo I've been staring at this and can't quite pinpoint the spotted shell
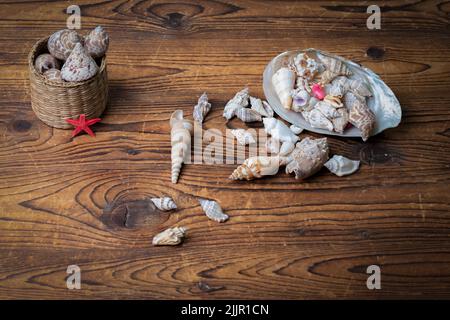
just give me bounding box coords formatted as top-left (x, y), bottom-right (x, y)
top-left (43, 68), bottom-right (63, 82)
top-left (47, 29), bottom-right (83, 61)
top-left (152, 227), bottom-right (186, 246)
top-left (61, 43), bottom-right (99, 82)
top-left (84, 26), bottom-right (109, 58)
top-left (199, 199), bottom-right (229, 223)
top-left (34, 54), bottom-right (61, 74)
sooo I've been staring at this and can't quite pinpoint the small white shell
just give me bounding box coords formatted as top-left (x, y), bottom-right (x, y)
top-left (324, 155), bottom-right (360, 177)
top-left (193, 92), bottom-right (211, 123)
top-left (150, 197), bottom-right (177, 211)
top-left (231, 129), bottom-right (256, 146)
top-left (61, 43), bottom-right (98, 82)
top-left (84, 26), bottom-right (109, 58)
top-left (223, 88), bottom-right (249, 120)
top-left (263, 117), bottom-right (299, 144)
top-left (152, 227), bottom-right (186, 246)
top-left (279, 141), bottom-right (295, 156)
top-left (250, 96), bottom-right (273, 118)
top-left (236, 108), bottom-right (262, 122)
top-left (272, 67), bottom-right (295, 109)
top-left (289, 125), bottom-right (303, 135)
top-left (34, 54), bottom-right (61, 74)
top-left (291, 88), bottom-right (310, 112)
top-left (199, 199), bottom-right (229, 223)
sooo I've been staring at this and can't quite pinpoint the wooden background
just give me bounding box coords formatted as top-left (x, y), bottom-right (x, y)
top-left (0, 0), bottom-right (449, 299)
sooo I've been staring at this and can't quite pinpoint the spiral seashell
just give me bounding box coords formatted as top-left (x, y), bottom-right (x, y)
top-left (193, 92), bottom-right (211, 123)
top-left (230, 156), bottom-right (283, 180)
top-left (331, 107), bottom-right (349, 134)
top-left (325, 155), bottom-right (360, 177)
top-left (152, 227), bottom-right (186, 246)
top-left (285, 137), bottom-right (329, 180)
top-left (231, 129), bottom-right (256, 146)
top-left (293, 52), bottom-right (320, 81)
top-left (302, 108), bottom-right (334, 132)
top-left (263, 117), bottom-right (299, 144)
top-left (61, 43), bottom-right (98, 82)
top-left (348, 98), bottom-right (376, 141)
top-left (291, 88), bottom-right (310, 112)
top-left (43, 68), bottom-right (63, 82)
top-left (315, 101), bottom-right (340, 119)
top-left (236, 108), bottom-right (262, 122)
top-left (84, 26), bottom-right (109, 58)
top-left (318, 55), bottom-right (352, 77)
top-left (343, 92), bottom-right (365, 109)
top-left (34, 53), bottom-right (61, 74)
top-left (348, 79), bottom-right (372, 97)
top-left (279, 141), bottom-right (295, 156)
top-left (290, 125), bottom-right (303, 135)
top-left (250, 96), bottom-right (273, 118)
top-left (319, 70), bottom-right (338, 85)
top-left (223, 87), bottom-right (249, 120)
top-left (47, 29), bottom-right (83, 60)
top-left (324, 95), bottom-right (344, 108)
top-left (150, 197), bottom-right (177, 211)
top-left (199, 199), bottom-right (229, 223)
top-left (170, 110), bottom-right (193, 183)
top-left (272, 67), bottom-right (296, 109)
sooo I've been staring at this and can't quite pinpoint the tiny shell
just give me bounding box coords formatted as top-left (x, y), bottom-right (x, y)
top-left (47, 29), bottom-right (83, 60)
top-left (263, 117), bottom-right (299, 144)
top-left (34, 53), bottom-right (61, 73)
top-left (324, 155), bottom-right (360, 176)
top-left (223, 87), bottom-right (249, 120)
top-left (61, 43), bottom-right (98, 82)
top-left (150, 197), bottom-right (177, 211)
top-left (320, 70), bottom-right (338, 85)
top-left (193, 92), bottom-right (211, 123)
top-left (230, 156), bottom-right (283, 180)
top-left (152, 227), bottom-right (186, 246)
top-left (250, 96), bottom-right (273, 118)
top-left (231, 129), bottom-right (256, 146)
top-left (272, 67), bottom-right (295, 109)
top-left (290, 125), bottom-right (303, 135)
top-left (170, 110), bottom-right (193, 183)
top-left (199, 199), bottom-right (229, 222)
top-left (236, 108), bottom-right (262, 122)
top-left (84, 26), bottom-right (109, 58)
top-left (43, 68), bottom-right (63, 82)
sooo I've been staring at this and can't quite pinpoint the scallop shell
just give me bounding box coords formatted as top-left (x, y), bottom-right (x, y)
top-left (198, 199), bottom-right (229, 223)
top-left (236, 108), bottom-right (262, 122)
top-left (324, 155), bottom-right (360, 176)
top-left (271, 67), bottom-right (296, 109)
top-left (231, 129), bottom-right (256, 146)
top-left (250, 97), bottom-right (273, 118)
top-left (193, 92), bottom-right (211, 123)
top-left (223, 87), bottom-right (249, 120)
top-left (61, 43), bottom-right (98, 82)
top-left (229, 156), bottom-right (283, 180)
top-left (34, 54), bottom-right (61, 73)
top-left (290, 125), bottom-right (304, 135)
top-left (263, 49), bottom-right (401, 139)
top-left (150, 197), bottom-right (177, 211)
top-left (152, 227), bottom-right (186, 246)
top-left (263, 117), bottom-right (299, 144)
top-left (84, 26), bottom-right (109, 58)
top-left (285, 137), bottom-right (329, 180)
top-left (47, 29), bottom-right (83, 60)
top-left (43, 68), bottom-right (63, 82)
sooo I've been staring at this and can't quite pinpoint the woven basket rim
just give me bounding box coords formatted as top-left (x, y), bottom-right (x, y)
top-left (28, 36), bottom-right (107, 88)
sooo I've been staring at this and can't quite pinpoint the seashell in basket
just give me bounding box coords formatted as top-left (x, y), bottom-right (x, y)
top-left (61, 43), bottom-right (99, 82)
top-left (84, 26), bottom-right (109, 59)
top-left (43, 68), bottom-right (63, 82)
top-left (48, 29), bottom-right (83, 61)
top-left (263, 49), bottom-right (401, 140)
top-left (34, 53), bottom-right (60, 73)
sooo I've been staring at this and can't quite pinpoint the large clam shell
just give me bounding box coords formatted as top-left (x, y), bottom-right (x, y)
top-left (263, 49), bottom-right (402, 138)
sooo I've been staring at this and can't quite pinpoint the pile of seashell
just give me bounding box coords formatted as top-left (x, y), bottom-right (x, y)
top-left (271, 52), bottom-right (376, 141)
top-left (34, 26), bottom-right (109, 83)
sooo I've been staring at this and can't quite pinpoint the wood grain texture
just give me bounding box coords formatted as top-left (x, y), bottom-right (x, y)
top-left (0, 0), bottom-right (450, 299)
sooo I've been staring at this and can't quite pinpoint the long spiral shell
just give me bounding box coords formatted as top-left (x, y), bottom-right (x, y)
top-left (170, 110), bottom-right (193, 183)
top-left (150, 197), bottom-right (177, 211)
top-left (152, 227), bottom-right (186, 246)
top-left (34, 54), bottom-right (61, 74)
top-left (272, 67), bottom-right (296, 109)
top-left (193, 92), bottom-right (211, 123)
top-left (199, 199), bottom-right (229, 223)
top-left (84, 26), bottom-right (109, 58)
top-left (47, 29), bottom-right (83, 60)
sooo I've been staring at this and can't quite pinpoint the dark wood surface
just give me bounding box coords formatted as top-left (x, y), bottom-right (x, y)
top-left (0, 0), bottom-right (449, 299)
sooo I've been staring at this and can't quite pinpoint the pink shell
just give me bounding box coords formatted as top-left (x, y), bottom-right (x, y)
top-left (312, 83), bottom-right (326, 100)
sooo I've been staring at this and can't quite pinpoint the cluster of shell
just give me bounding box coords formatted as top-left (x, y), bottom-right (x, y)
top-left (34, 26), bottom-right (109, 83)
top-left (271, 52), bottom-right (376, 141)
top-left (151, 196), bottom-right (229, 246)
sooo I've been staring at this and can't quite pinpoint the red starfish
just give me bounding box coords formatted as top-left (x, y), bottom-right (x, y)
top-left (65, 114), bottom-right (101, 137)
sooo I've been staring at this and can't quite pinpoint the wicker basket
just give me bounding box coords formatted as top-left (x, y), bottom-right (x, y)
top-left (28, 37), bottom-right (108, 129)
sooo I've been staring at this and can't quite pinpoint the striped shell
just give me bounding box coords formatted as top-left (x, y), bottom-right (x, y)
top-left (61, 43), bottom-right (98, 82)
top-left (272, 67), bottom-right (295, 109)
top-left (47, 29), bottom-right (83, 60)
top-left (84, 26), bottom-right (109, 58)
top-left (199, 199), bottom-right (229, 223)
top-left (152, 227), bottom-right (186, 246)
top-left (229, 156), bottom-right (282, 180)
top-left (43, 68), bottom-right (63, 82)
top-left (34, 53), bottom-right (60, 73)
top-left (193, 92), bottom-right (211, 123)
top-left (150, 197), bottom-right (177, 211)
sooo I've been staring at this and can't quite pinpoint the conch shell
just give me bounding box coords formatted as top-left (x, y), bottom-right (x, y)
top-left (84, 26), bottom-right (109, 58)
top-left (170, 110), bottom-right (193, 183)
top-left (151, 197), bottom-right (177, 211)
top-left (272, 67), bottom-right (295, 109)
top-left (324, 155), bottom-right (360, 177)
top-left (199, 199), bottom-right (229, 223)
top-left (291, 88), bottom-right (310, 112)
top-left (345, 93), bottom-right (375, 141)
top-left (61, 43), bottom-right (98, 82)
top-left (250, 97), bottom-right (273, 118)
top-left (236, 108), bottom-right (262, 122)
top-left (223, 87), bottom-right (249, 120)
top-left (263, 117), bottom-right (299, 144)
top-left (318, 55), bottom-right (352, 77)
top-left (229, 156), bottom-right (284, 180)
top-left (152, 227), bottom-right (186, 246)
top-left (285, 137), bottom-right (329, 180)
top-left (34, 53), bottom-right (60, 73)
top-left (265, 137), bottom-right (281, 154)
top-left (43, 69), bottom-right (63, 82)
top-left (231, 129), bottom-right (256, 146)
top-left (193, 92), bottom-right (211, 123)
top-left (47, 29), bottom-right (83, 60)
